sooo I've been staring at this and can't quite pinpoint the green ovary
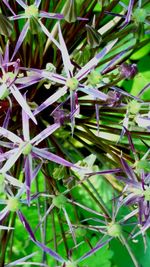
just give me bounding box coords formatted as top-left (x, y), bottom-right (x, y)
top-left (25, 5), bottom-right (39, 18)
top-left (22, 143), bottom-right (32, 156)
top-left (107, 222), bottom-right (122, 237)
top-left (66, 77), bottom-right (79, 91)
top-left (7, 197), bottom-right (20, 212)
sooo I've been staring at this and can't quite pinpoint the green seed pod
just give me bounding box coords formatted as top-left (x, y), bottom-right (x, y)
top-left (0, 84), bottom-right (9, 100)
top-left (63, 0), bottom-right (77, 23)
top-left (86, 25), bottom-right (102, 48)
top-left (136, 159), bottom-right (150, 173)
top-left (133, 8), bottom-right (147, 24)
top-left (66, 77), bottom-right (79, 91)
top-left (75, 227), bottom-right (87, 237)
top-left (87, 70), bottom-right (102, 86)
top-left (52, 195), bottom-right (67, 209)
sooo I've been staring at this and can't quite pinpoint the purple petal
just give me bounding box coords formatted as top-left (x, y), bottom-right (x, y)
top-left (42, 71), bottom-right (66, 84)
top-left (121, 158), bottom-right (137, 181)
top-left (70, 90), bottom-right (76, 135)
top-left (0, 147), bottom-right (23, 172)
top-left (5, 173), bottom-right (24, 188)
top-left (10, 85), bottom-right (37, 124)
top-left (109, 85), bottom-right (142, 101)
top-left (0, 141), bottom-right (15, 149)
top-left (9, 14), bottom-right (29, 21)
top-left (2, 108), bottom-right (11, 129)
top-left (5, 252), bottom-right (37, 266)
top-left (31, 123), bottom-right (60, 146)
top-left (35, 241), bottom-right (64, 263)
top-left (16, 0), bottom-right (27, 9)
top-left (17, 210), bottom-right (36, 241)
top-left (38, 20), bottom-right (61, 50)
top-left (32, 147), bottom-right (75, 167)
top-left (39, 11), bottom-right (64, 20)
top-left (58, 23), bottom-right (73, 77)
top-left (15, 75), bottom-right (42, 86)
top-left (76, 39), bottom-right (117, 81)
top-left (0, 148), bottom-right (18, 163)
top-left (22, 109), bottom-right (30, 142)
top-left (86, 168), bottom-right (121, 177)
top-left (120, 0), bottom-right (134, 28)
top-left (101, 48), bottom-right (130, 75)
top-left (4, 42), bottom-right (10, 63)
top-left (79, 237), bottom-right (112, 261)
top-left (79, 86), bottom-right (107, 101)
top-left (33, 86), bottom-right (67, 115)
top-left (0, 207), bottom-right (9, 222)
top-left (0, 127), bottom-right (22, 143)
top-left (68, 199), bottom-right (103, 217)
top-left (63, 207), bottom-right (76, 245)
top-left (35, 0), bottom-right (41, 8)
top-left (11, 21), bottom-right (29, 61)
top-left (2, 0), bottom-right (16, 15)
top-left (25, 154), bottom-right (32, 205)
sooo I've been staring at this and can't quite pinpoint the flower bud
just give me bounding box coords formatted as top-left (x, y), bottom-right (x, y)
top-left (7, 197), bottom-right (20, 212)
top-left (86, 25), bottom-right (102, 48)
top-left (63, 0), bottom-right (77, 23)
top-left (119, 63), bottom-right (138, 79)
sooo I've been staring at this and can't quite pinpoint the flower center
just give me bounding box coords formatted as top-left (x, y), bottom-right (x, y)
top-left (107, 222), bottom-right (122, 237)
top-left (7, 197), bottom-right (20, 212)
top-left (66, 77), bottom-right (78, 91)
top-left (21, 142), bottom-right (32, 156)
top-left (25, 5), bottom-right (39, 18)
top-left (65, 261), bottom-right (77, 267)
top-left (52, 195), bottom-right (67, 209)
top-left (128, 100), bottom-right (141, 115)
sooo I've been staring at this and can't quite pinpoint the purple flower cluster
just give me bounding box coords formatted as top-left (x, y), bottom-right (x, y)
top-left (0, 1), bottom-right (149, 267)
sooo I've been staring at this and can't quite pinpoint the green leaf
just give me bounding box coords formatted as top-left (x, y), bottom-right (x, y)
top-left (0, 14), bottom-right (13, 37)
